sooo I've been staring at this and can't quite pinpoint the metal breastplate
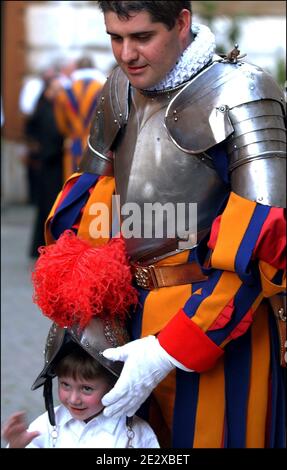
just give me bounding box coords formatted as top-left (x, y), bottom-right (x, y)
top-left (114, 87), bottom-right (228, 263)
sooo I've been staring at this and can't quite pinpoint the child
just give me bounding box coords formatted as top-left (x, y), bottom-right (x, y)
top-left (2, 345), bottom-right (160, 448)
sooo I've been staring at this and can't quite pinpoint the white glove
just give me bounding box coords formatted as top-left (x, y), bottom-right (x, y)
top-left (101, 335), bottom-right (175, 418)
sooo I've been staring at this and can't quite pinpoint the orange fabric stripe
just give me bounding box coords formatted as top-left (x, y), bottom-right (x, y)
top-left (80, 81), bottom-right (102, 118)
top-left (141, 284), bottom-right (192, 337)
top-left (193, 356), bottom-right (225, 448)
top-left (246, 303), bottom-right (270, 447)
top-left (141, 251), bottom-right (194, 337)
top-left (192, 271), bottom-right (242, 331)
top-left (77, 176), bottom-right (115, 247)
top-left (56, 89), bottom-right (83, 135)
top-left (72, 79), bottom-right (84, 103)
top-left (211, 192), bottom-right (256, 272)
top-left (45, 190), bottom-right (63, 245)
top-left (153, 370), bottom-right (176, 432)
top-left (63, 149), bottom-right (74, 182)
top-left (259, 260), bottom-right (286, 297)
top-left (45, 172), bottom-right (82, 244)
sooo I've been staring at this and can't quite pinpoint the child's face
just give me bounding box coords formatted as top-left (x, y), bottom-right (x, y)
top-left (57, 375), bottom-right (112, 422)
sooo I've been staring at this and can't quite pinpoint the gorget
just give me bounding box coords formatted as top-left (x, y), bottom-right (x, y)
top-left (114, 85), bottom-right (229, 263)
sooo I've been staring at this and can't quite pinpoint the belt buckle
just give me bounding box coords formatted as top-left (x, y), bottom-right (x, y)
top-left (133, 265), bottom-right (157, 290)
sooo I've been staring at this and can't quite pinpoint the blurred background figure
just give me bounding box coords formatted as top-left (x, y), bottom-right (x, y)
top-left (19, 69), bottom-right (55, 205)
top-left (54, 56), bottom-right (106, 181)
top-left (26, 75), bottom-right (64, 258)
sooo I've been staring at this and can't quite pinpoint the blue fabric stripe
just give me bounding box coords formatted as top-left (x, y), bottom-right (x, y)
top-left (207, 267), bottom-right (261, 345)
top-left (131, 287), bottom-right (150, 340)
top-left (268, 312), bottom-right (286, 448)
top-left (235, 204), bottom-right (270, 285)
top-left (71, 138), bottom-right (82, 159)
top-left (84, 90), bottom-right (99, 128)
top-left (183, 269), bottom-right (223, 318)
top-left (187, 248), bottom-right (208, 293)
top-left (172, 369), bottom-right (199, 448)
top-left (66, 88), bottom-right (79, 113)
top-left (224, 327), bottom-right (252, 447)
top-left (208, 143), bottom-right (230, 184)
top-left (50, 173), bottom-right (99, 239)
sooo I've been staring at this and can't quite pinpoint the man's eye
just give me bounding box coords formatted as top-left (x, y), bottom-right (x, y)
top-left (135, 35), bottom-right (152, 42)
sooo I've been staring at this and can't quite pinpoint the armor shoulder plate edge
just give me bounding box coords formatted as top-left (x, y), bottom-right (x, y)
top-left (79, 66), bottom-right (129, 175)
top-left (165, 60), bottom-right (285, 154)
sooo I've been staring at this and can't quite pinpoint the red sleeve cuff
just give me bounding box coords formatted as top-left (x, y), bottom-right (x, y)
top-left (158, 309), bottom-right (224, 372)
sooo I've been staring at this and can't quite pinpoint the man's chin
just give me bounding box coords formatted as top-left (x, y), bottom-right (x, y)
top-left (128, 75), bottom-right (156, 90)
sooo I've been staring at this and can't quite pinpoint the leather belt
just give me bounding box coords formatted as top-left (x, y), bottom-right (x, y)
top-left (131, 261), bottom-right (207, 290)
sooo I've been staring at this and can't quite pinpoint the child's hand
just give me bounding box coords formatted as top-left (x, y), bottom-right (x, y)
top-left (1, 411), bottom-right (40, 448)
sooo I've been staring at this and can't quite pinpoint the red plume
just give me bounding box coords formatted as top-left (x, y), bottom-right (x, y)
top-left (32, 230), bottom-right (138, 328)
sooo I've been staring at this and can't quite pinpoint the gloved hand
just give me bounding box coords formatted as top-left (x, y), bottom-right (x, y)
top-left (101, 335), bottom-right (175, 418)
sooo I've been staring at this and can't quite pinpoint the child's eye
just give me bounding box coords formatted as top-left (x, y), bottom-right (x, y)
top-left (61, 382), bottom-right (71, 389)
top-left (82, 386), bottom-right (93, 393)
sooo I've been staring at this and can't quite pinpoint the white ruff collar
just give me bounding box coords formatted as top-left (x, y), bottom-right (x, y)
top-left (145, 23), bottom-right (215, 92)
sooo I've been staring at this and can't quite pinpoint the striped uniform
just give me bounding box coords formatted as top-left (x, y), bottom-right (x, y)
top-left (45, 171), bottom-right (286, 448)
top-left (54, 69), bottom-right (105, 182)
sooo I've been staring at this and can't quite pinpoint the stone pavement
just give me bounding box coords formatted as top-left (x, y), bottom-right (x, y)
top-left (1, 205), bottom-right (54, 447)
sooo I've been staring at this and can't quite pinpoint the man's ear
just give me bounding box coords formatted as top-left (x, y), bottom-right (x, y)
top-left (177, 8), bottom-right (192, 39)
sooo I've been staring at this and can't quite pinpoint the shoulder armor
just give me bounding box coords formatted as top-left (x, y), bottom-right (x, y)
top-left (165, 60), bottom-right (285, 154)
top-left (79, 66), bottom-right (129, 175)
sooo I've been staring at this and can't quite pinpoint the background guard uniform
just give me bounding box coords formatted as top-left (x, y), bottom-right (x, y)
top-left (45, 57), bottom-right (286, 448)
top-left (54, 68), bottom-right (105, 182)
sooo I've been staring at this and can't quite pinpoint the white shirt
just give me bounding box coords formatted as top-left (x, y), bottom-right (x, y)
top-left (26, 405), bottom-right (160, 448)
top-left (19, 77), bottom-right (44, 115)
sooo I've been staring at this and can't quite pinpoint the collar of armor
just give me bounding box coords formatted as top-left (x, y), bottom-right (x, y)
top-left (143, 23), bottom-right (215, 94)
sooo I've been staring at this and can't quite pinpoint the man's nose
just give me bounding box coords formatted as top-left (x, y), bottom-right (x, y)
top-left (120, 39), bottom-right (138, 63)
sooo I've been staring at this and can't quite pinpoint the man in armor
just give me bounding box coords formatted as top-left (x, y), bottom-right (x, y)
top-left (44, 1), bottom-right (286, 447)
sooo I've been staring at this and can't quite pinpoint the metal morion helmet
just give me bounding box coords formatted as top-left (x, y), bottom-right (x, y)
top-left (31, 316), bottom-right (129, 426)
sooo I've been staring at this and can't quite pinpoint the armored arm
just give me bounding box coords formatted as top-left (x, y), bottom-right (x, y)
top-left (226, 92), bottom-right (286, 208)
top-left (165, 60), bottom-right (286, 208)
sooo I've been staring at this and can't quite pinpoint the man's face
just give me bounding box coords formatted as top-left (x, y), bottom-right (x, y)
top-left (105, 10), bottom-right (189, 89)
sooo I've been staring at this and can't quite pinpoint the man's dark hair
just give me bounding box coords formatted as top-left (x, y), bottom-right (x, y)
top-left (97, 1), bottom-right (192, 30)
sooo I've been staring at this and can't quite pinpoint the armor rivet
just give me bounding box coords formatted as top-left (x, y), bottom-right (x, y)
top-left (101, 97), bottom-right (105, 101)
top-left (173, 110), bottom-right (177, 114)
top-left (250, 85), bottom-right (254, 90)
top-left (46, 360), bottom-right (49, 363)
top-left (234, 145), bottom-right (237, 149)
top-left (278, 308), bottom-right (286, 321)
top-left (174, 117), bottom-right (178, 122)
top-left (114, 119), bottom-right (118, 123)
top-left (119, 113), bottom-right (122, 117)
top-left (97, 111), bottom-right (101, 115)
top-left (85, 342), bottom-right (89, 347)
